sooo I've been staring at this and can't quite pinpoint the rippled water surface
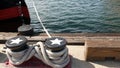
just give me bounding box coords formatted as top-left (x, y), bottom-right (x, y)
top-left (26, 0), bottom-right (120, 33)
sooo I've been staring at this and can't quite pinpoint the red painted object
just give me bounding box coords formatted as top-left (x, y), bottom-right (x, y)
top-left (4, 56), bottom-right (71, 68)
top-left (0, 0), bottom-right (30, 32)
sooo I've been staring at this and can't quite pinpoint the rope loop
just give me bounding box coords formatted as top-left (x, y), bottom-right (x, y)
top-left (34, 42), bottom-right (70, 68)
top-left (6, 45), bottom-right (35, 65)
top-left (6, 42), bottom-right (70, 68)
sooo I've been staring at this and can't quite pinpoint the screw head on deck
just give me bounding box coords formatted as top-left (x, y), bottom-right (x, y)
top-left (45, 37), bottom-right (67, 52)
top-left (5, 36), bottom-right (28, 52)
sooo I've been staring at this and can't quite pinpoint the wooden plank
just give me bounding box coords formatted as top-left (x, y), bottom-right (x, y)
top-left (85, 37), bottom-right (120, 61)
top-left (0, 32), bottom-right (86, 45)
top-left (0, 32), bottom-right (120, 36)
top-left (0, 32), bottom-right (120, 44)
top-left (85, 37), bottom-right (120, 47)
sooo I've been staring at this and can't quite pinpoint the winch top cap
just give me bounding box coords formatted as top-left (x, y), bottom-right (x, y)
top-left (5, 36), bottom-right (27, 49)
top-left (45, 37), bottom-right (67, 50)
top-left (18, 25), bottom-right (33, 31)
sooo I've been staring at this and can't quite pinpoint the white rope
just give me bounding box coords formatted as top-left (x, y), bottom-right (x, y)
top-left (31, 0), bottom-right (51, 38)
top-left (6, 42), bottom-right (70, 67)
top-left (35, 42), bottom-right (70, 68)
top-left (6, 45), bottom-right (35, 65)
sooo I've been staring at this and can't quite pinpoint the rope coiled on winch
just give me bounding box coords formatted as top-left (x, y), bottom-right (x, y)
top-left (5, 36), bottom-right (70, 68)
top-left (34, 42), bottom-right (70, 68)
top-left (6, 45), bottom-right (35, 65)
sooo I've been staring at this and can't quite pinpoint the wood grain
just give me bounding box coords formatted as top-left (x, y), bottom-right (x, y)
top-left (85, 37), bottom-right (120, 61)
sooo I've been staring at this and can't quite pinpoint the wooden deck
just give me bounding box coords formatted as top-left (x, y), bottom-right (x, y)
top-left (0, 32), bottom-right (120, 68)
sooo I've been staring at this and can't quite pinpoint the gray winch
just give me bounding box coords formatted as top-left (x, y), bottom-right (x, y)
top-left (18, 25), bottom-right (34, 36)
top-left (5, 36), bottom-right (28, 52)
top-left (43, 37), bottom-right (70, 67)
top-left (5, 36), bottom-right (35, 65)
top-left (5, 36), bottom-right (70, 68)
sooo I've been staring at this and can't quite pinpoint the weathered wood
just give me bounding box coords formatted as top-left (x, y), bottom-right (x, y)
top-left (85, 37), bottom-right (120, 61)
top-left (1, 32), bottom-right (120, 36)
top-left (0, 32), bottom-right (86, 45)
top-left (0, 32), bottom-right (120, 44)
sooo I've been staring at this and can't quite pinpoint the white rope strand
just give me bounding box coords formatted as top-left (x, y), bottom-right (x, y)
top-left (31, 0), bottom-right (51, 38)
top-left (35, 42), bottom-right (70, 68)
top-left (6, 45), bottom-right (35, 65)
top-left (6, 42), bottom-right (70, 67)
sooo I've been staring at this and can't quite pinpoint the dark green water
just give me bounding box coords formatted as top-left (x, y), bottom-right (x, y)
top-left (26, 0), bottom-right (120, 33)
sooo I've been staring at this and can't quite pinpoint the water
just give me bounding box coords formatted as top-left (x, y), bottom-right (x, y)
top-left (26, 0), bottom-right (120, 33)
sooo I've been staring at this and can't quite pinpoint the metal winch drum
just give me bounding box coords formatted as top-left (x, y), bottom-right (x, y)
top-left (18, 25), bottom-right (34, 36)
top-left (5, 36), bottom-right (28, 52)
top-left (44, 37), bottom-right (70, 67)
top-left (5, 36), bottom-right (33, 66)
top-left (45, 37), bottom-right (67, 52)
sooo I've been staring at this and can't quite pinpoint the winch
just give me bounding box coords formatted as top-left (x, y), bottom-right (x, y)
top-left (5, 36), bottom-right (28, 52)
top-left (18, 24), bottom-right (34, 36)
top-left (5, 36), bottom-right (70, 68)
top-left (42, 37), bottom-right (70, 68)
top-left (5, 36), bottom-right (35, 65)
